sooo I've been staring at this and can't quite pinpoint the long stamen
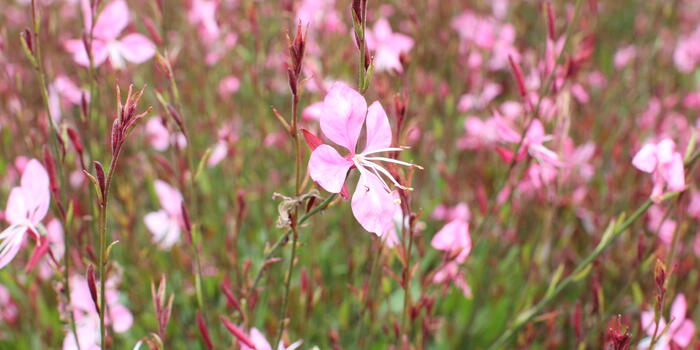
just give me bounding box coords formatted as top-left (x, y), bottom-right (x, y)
top-left (361, 160), bottom-right (413, 191)
top-left (361, 147), bottom-right (408, 156)
top-left (363, 156), bottom-right (424, 169)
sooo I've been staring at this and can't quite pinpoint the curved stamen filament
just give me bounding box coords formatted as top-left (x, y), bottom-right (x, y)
top-left (362, 156), bottom-right (424, 169)
top-left (360, 160), bottom-right (413, 191)
top-left (360, 147), bottom-right (409, 156)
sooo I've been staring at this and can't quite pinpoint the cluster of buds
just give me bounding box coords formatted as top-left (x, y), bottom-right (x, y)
top-left (111, 84), bottom-right (151, 156)
top-left (352, 0), bottom-right (373, 90)
top-left (286, 22), bottom-right (307, 97)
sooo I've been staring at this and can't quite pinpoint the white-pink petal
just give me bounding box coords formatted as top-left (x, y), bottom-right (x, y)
top-left (308, 145), bottom-right (354, 193)
top-left (117, 33), bottom-right (156, 64)
top-left (362, 101), bottom-right (392, 154)
top-left (320, 82), bottom-right (367, 153)
top-left (351, 171), bottom-right (398, 235)
top-left (93, 0), bottom-right (130, 40)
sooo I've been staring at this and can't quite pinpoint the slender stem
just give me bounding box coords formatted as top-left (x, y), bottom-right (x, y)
top-left (275, 76), bottom-right (303, 347)
top-left (250, 194), bottom-right (337, 293)
top-left (98, 157), bottom-right (117, 350)
top-left (25, 2), bottom-right (80, 347)
top-left (487, 198), bottom-right (653, 350)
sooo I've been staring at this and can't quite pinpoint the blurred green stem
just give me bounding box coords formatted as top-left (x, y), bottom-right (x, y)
top-left (23, 1), bottom-right (80, 347)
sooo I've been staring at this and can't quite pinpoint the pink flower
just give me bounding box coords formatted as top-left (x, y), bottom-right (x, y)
top-left (48, 75), bottom-right (88, 123)
top-left (613, 45), bottom-right (637, 69)
top-left (433, 261), bottom-right (472, 298)
top-left (64, 0), bottom-right (155, 69)
top-left (63, 275), bottom-right (133, 350)
top-left (674, 28), bottom-right (700, 73)
top-left (241, 328), bottom-right (303, 350)
top-left (632, 139), bottom-right (685, 202)
top-left (144, 180), bottom-right (183, 249)
top-left (307, 83), bottom-right (420, 236)
top-left (188, 0), bottom-right (220, 43)
top-left (0, 159), bottom-right (50, 269)
top-left (640, 294), bottom-right (695, 349)
top-left (431, 220), bottom-right (471, 264)
top-left (365, 18), bottom-right (414, 73)
top-left (457, 82), bottom-right (502, 112)
top-left (218, 76), bottom-right (241, 97)
top-left (144, 117), bottom-right (186, 152)
top-left (0, 284), bottom-right (18, 323)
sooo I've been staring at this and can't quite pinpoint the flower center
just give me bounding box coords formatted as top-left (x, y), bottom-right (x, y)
top-left (351, 147), bottom-right (423, 193)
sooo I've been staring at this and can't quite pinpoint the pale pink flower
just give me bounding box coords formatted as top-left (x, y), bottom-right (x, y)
top-left (0, 159), bottom-right (50, 269)
top-left (144, 117), bottom-right (186, 152)
top-left (0, 284), bottom-right (18, 323)
top-left (457, 82), bottom-right (502, 112)
top-left (433, 261), bottom-right (472, 298)
top-left (218, 75), bottom-right (241, 97)
top-left (613, 45), bottom-right (637, 69)
top-left (497, 119), bottom-right (562, 167)
top-left (240, 328), bottom-right (303, 350)
top-left (188, 0), bottom-right (220, 43)
top-left (640, 294), bottom-right (695, 350)
top-left (431, 220), bottom-right (471, 264)
top-left (431, 203), bottom-right (470, 222)
top-left (451, 11), bottom-right (519, 70)
top-left (39, 218), bottom-right (65, 279)
top-left (307, 83), bottom-right (420, 235)
top-left (144, 180), bottom-right (183, 249)
top-left (48, 75), bottom-right (88, 123)
top-left (65, 0), bottom-right (155, 69)
top-left (646, 205), bottom-right (677, 245)
top-left (302, 101), bottom-right (323, 122)
top-left (687, 191), bottom-right (700, 218)
top-left (674, 28), bottom-right (700, 73)
top-left (296, 0), bottom-right (344, 33)
top-left (632, 139), bottom-right (686, 202)
top-left (63, 275), bottom-right (133, 350)
top-left (365, 18), bottom-right (414, 73)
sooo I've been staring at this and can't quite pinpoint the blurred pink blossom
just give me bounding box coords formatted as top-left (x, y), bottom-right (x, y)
top-left (613, 45), bottom-right (637, 69)
top-left (64, 0), bottom-right (155, 69)
top-left (365, 18), bottom-right (414, 73)
top-left (632, 138), bottom-right (685, 202)
top-left (144, 180), bottom-right (183, 249)
top-left (640, 294), bottom-right (695, 349)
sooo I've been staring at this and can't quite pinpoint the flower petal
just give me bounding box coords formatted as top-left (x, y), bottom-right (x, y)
top-left (672, 319), bottom-right (695, 347)
top-left (5, 188), bottom-right (27, 225)
top-left (321, 82), bottom-right (367, 152)
top-left (21, 159), bottom-right (50, 224)
top-left (351, 171), bottom-right (398, 235)
top-left (308, 145), bottom-right (353, 193)
top-left (633, 143), bottom-right (658, 173)
top-left (117, 34), bottom-right (156, 64)
top-left (93, 0), bottom-right (130, 40)
top-left (154, 180), bottom-right (183, 217)
top-left (110, 304), bottom-right (134, 333)
top-left (362, 101), bottom-right (392, 154)
top-left (0, 225), bottom-right (27, 269)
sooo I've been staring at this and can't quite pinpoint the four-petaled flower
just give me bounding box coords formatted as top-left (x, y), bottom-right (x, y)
top-left (307, 82), bottom-right (420, 236)
top-left (65, 0), bottom-right (156, 69)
